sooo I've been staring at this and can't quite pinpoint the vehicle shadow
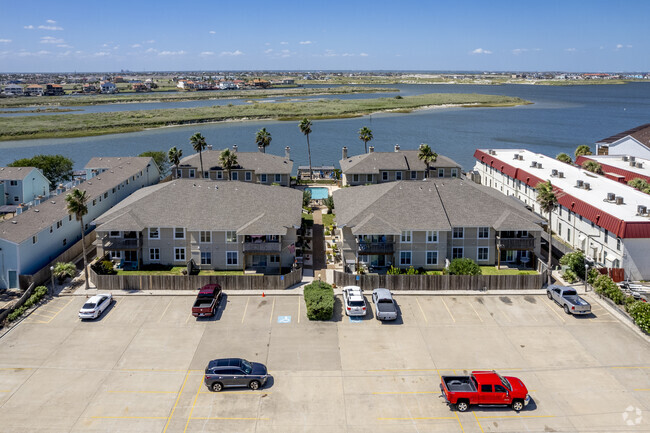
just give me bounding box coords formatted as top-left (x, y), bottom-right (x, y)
top-left (470, 397), bottom-right (538, 413)
top-left (331, 297), bottom-right (344, 322)
top-left (79, 299), bottom-right (117, 322)
top-left (196, 294), bottom-right (228, 322)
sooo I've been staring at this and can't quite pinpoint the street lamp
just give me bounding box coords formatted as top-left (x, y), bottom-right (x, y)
top-left (49, 266), bottom-right (55, 296)
top-left (584, 263), bottom-right (589, 292)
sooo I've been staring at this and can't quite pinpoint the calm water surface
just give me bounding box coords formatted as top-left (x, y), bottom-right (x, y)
top-left (1, 83), bottom-right (649, 172)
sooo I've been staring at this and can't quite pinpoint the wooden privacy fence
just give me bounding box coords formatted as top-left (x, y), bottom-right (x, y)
top-left (333, 271), bottom-right (545, 291)
top-left (91, 267), bottom-right (302, 291)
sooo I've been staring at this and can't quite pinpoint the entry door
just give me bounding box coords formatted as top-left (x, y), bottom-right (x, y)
top-left (505, 251), bottom-right (516, 262)
top-left (479, 384), bottom-right (509, 404)
top-left (8, 270), bottom-right (18, 289)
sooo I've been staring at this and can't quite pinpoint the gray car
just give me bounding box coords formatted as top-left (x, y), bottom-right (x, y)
top-left (204, 358), bottom-right (269, 392)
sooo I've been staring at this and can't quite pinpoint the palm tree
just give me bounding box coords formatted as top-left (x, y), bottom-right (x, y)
top-left (299, 118), bottom-right (313, 180)
top-left (219, 148), bottom-right (238, 181)
top-left (358, 126), bottom-right (373, 153)
top-left (190, 132), bottom-right (208, 178)
top-left (536, 181), bottom-right (559, 286)
top-left (168, 146), bottom-right (183, 179)
top-left (65, 189), bottom-right (90, 290)
top-left (556, 153), bottom-right (572, 164)
top-left (53, 262), bottom-right (77, 284)
top-left (418, 144), bottom-right (438, 178)
top-left (255, 128), bottom-right (272, 153)
top-left (582, 160), bottom-right (603, 174)
top-left (574, 145), bottom-right (592, 158)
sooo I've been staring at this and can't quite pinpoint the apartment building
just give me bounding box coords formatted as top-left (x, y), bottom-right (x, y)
top-left (595, 123), bottom-right (650, 159)
top-left (0, 166), bottom-right (50, 206)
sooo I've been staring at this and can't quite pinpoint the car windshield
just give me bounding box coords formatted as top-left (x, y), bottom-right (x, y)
top-left (350, 300), bottom-right (365, 307)
top-left (378, 299), bottom-right (392, 303)
top-left (496, 372), bottom-right (512, 391)
top-left (564, 289), bottom-right (577, 296)
top-left (241, 359), bottom-right (252, 374)
top-left (82, 302), bottom-right (96, 309)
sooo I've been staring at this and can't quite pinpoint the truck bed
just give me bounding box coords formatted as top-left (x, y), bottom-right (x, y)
top-left (442, 376), bottom-right (476, 392)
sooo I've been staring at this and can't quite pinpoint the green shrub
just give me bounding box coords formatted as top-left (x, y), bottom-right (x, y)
top-left (91, 257), bottom-right (116, 275)
top-left (8, 286), bottom-right (48, 322)
top-left (387, 265), bottom-right (401, 275)
top-left (562, 269), bottom-right (578, 284)
top-left (302, 190), bottom-right (312, 207)
top-left (627, 301), bottom-right (650, 334)
top-left (447, 258), bottom-right (482, 276)
top-left (560, 251), bottom-right (586, 279)
top-left (587, 268), bottom-right (599, 285)
top-left (594, 274), bottom-right (625, 304)
top-left (303, 281), bottom-right (334, 320)
top-left (406, 266), bottom-right (417, 275)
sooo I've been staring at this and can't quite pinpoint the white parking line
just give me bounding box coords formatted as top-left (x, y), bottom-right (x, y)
top-left (241, 297), bottom-right (250, 324)
top-left (440, 298), bottom-right (455, 322)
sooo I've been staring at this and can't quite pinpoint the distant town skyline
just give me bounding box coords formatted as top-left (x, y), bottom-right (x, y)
top-left (0, 0), bottom-right (648, 73)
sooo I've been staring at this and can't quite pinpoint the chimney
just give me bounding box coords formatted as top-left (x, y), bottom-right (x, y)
top-left (16, 203), bottom-right (26, 214)
top-left (56, 184), bottom-right (65, 195)
top-left (394, 144), bottom-right (400, 152)
top-left (232, 144), bottom-right (238, 153)
top-left (258, 145), bottom-right (264, 153)
top-left (207, 144), bottom-right (213, 151)
top-left (342, 146), bottom-right (348, 160)
top-left (285, 146), bottom-right (291, 160)
top-left (369, 146), bottom-right (374, 153)
top-left (34, 195), bottom-right (43, 205)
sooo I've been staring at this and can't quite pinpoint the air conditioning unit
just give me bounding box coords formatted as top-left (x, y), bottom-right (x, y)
top-left (607, 192), bottom-right (615, 201)
top-left (559, 172), bottom-right (565, 178)
top-left (622, 156), bottom-right (629, 162)
top-left (488, 149), bottom-right (494, 155)
top-left (638, 205), bottom-right (648, 215)
top-left (584, 182), bottom-right (590, 190)
top-left (576, 179), bottom-right (584, 188)
top-left (637, 162), bottom-right (644, 169)
top-left (551, 169), bottom-right (558, 176)
top-left (518, 154), bottom-right (524, 160)
top-left (630, 161), bottom-right (637, 167)
top-left (531, 161), bottom-right (538, 168)
top-left (615, 196), bottom-right (624, 205)
top-left (538, 163), bottom-right (543, 169)
top-left (630, 156), bottom-right (636, 162)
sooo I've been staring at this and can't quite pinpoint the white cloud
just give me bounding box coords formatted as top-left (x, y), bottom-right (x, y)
top-left (512, 48), bottom-right (527, 55)
top-left (144, 40), bottom-right (155, 44)
top-left (280, 41), bottom-right (288, 45)
top-left (324, 49), bottom-right (337, 57)
top-left (616, 44), bottom-right (623, 49)
top-left (209, 30), bottom-right (216, 34)
top-left (220, 50), bottom-right (243, 56)
top-left (565, 47), bottom-right (576, 52)
top-left (46, 19), bottom-right (56, 24)
top-left (471, 48), bottom-right (492, 55)
top-left (131, 43), bottom-right (141, 48)
top-left (57, 44), bottom-right (72, 48)
top-left (39, 25), bottom-right (64, 31)
top-left (280, 49), bottom-right (291, 58)
top-left (145, 48), bottom-right (158, 54)
top-left (342, 53), bottom-right (353, 57)
top-left (627, 44), bottom-right (633, 48)
top-left (18, 50), bottom-right (50, 57)
top-left (0, 39), bottom-right (11, 43)
top-left (40, 36), bottom-right (64, 44)
top-left (360, 52), bottom-right (368, 57)
top-left (94, 51), bottom-right (110, 57)
top-left (24, 25), bottom-right (34, 29)
top-left (59, 50), bottom-right (71, 56)
top-left (159, 50), bottom-right (186, 56)
top-left (200, 51), bottom-right (215, 56)
top-left (299, 40), bottom-right (312, 45)
top-left (264, 48), bottom-right (273, 54)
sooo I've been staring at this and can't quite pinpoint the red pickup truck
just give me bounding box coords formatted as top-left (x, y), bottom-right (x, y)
top-left (192, 284), bottom-right (223, 317)
top-left (440, 370), bottom-right (530, 412)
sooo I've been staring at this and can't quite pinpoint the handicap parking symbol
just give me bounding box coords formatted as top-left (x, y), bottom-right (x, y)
top-left (277, 315), bottom-right (291, 324)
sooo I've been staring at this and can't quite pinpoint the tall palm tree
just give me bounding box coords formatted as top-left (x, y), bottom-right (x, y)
top-left (358, 126), bottom-right (373, 153)
top-left (168, 146), bottom-right (183, 179)
top-left (536, 181), bottom-right (559, 286)
top-left (219, 148), bottom-right (238, 181)
top-left (418, 144), bottom-right (438, 179)
top-left (299, 118), bottom-right (313, 180)
top-left (255, 128), bottom-right (272, 153)
top-left (574, 144), bottom-right (592, 158)
top-left (190, 132), bottom-right (208, 178)
top-left (65, 189), bottom-right (90, 290)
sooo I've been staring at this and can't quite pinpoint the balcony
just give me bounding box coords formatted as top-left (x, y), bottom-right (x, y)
top-left (99, 237), bottom-right (142, 250)
top-left (497, 236), bottom-right (535, 250)
top-left (356, 242), bottom-right (394, 255)
top-left (243, 242), bottom-right (281, 253)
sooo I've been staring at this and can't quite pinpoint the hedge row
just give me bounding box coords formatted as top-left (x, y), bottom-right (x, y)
top-left (592, 274), bottom-right (650, 334)
top-left (8, 286), bottom-right (48, 322)
top-left (304, 281), bottom-right (334, 321)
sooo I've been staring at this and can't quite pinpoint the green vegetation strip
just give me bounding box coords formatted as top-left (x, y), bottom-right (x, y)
top-left (479, 266), bottom-right (538, 275)
top-left (0, 93), bottom-right (530, 141)
top-left (0, 86), bottom-right (393, 108)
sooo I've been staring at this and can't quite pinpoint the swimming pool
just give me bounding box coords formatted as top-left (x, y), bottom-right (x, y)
top-left (306, 187), bottom-right (329, 200)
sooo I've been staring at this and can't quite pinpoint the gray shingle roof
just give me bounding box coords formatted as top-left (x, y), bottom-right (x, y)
top-left (333, 179), bottom-right (542, 235)
top-left (0, 157), bottom-right (155, 244)
top-left (179, 150), bottom-right (293, 174)
top-left (95, 180), bottom-right (302, 235)
top-left (0, 166), bottom-right (39, 181)
top-left (85, 156), bottom-right (150, 169)
top-left (339, 150), bottom-right (460, 174)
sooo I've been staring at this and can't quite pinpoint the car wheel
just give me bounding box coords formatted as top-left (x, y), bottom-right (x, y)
top-left (547, 291), bottom-right (552, 299)
top-left (456, 401), bottom-right (469, 412)
top-left (512, 400), bottom-right (524, 412)
top-left (211, 382), bottom-right (223, 392)
top-left (249, 380), bottom-right (260, 390)
top-left (564, 305), bottom-right (570, 314)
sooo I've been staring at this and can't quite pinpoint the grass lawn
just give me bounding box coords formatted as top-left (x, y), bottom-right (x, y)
top-left (116, 266), bottom-right (186, 275)
top-left (302, 213), bottom-right (314, 223)
top-left (480, 266), bottom-right (538, 275)
top-left (198, 270), bottom-right (244, 275)
top-left (322, 213), bottom-right (335, 228)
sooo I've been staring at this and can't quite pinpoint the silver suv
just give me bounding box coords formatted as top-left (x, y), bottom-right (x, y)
top-left (204, 358), bottom-right (269, 392)
top-left (342, 286), bottom-right (367, 316)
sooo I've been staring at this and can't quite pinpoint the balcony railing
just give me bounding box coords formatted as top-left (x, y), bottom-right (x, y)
top-left (497, 236), bottom-right (535, 250)
top-left (356, 242), bottom-right (394, 254)
top-left (243, 242), bottom-right (282, 253)
top-left (100, 237), bottom-right (142, 250)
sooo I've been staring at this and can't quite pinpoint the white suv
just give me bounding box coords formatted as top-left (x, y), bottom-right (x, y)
top-left (342, 286), bottom-right (366, 316)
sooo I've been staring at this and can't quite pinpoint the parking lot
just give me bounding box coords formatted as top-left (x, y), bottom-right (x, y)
top-left (1, 292), bottom-right (649, 432)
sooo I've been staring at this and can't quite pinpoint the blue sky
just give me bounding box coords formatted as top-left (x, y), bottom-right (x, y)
top-left (0, 0), bottom-right (648, 72)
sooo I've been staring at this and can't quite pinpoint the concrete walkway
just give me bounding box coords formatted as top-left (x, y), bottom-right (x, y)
top-left (311, 208), bottom-right (326, 280)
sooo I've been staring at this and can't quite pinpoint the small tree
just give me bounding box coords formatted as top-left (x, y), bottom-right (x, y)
top-left (190, 132), bottom-right (208, 177)
top-left (323, 195), bottom-right (334, 214)
top-left (559, 251), bottom-right (586, 279)
top-left (168, 146), bottom-right (183, 179)
top-left (138, 151), bottom-right (168, 177)
top-left (219, 148), bottom-right (238, 181)
top-left (582, 160), bottom-right (603, 174)
top-left (65, 189), bottom-right (90, 290)
top-left (536, 180), bottom-right (559, 285)
top-left (556, 153), bottom-right (572, 164)
top-left (628, 178), bottom-right (650, 194)
top-left (418, 144), bottom-right (437, 178)
top-left (255, 128), bottom-right (272, 153)
top-left (358, 126), bottom-right (373, 153)
top-left (53, 262), bottom-right (77, 284)
top-left (302, 189), bottom-right (312, 207)
top-left (446, 258), bottom-right (482, 275)
top-left (299, 118), bottom-right (313, 180)
top-left (574, 145), bottom-right (592, 158)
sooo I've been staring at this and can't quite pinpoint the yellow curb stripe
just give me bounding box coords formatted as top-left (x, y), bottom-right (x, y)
top-left (241, 297), bottom-right (249, 323)
top-left (473, 411), bottom-right (485, 433)
top-left (378, 417), bottom-right (456, 421)
top-left (183, 377), bottom-right (203, 433)
top-left (455, 411), bottom-right (465, 432)
top-left (373, 391), bottom-right (439, 395)
top-left (92, 416), bottom-right (168, 419)
top-left (270, 297), bottom-right (275, 324)
top-left (477, 415), bottom-right (555, 419)
top-left (108, 390), bottom-right (177, 394)
top-left (191, 417), bottom-right (269, 420)
top-left (415, 298), bottom-right (428, 323)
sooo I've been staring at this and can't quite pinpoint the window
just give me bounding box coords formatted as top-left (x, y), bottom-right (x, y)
top-left (201, 251), bottom-right (212, 265)
top-left (353, 174), bottom-right (359, 182)
top-left (453, 227), bottom-right (464, 239)
top-left (395, 171), bottom-right (402, 180)
top-left (426, 251), bottom-right (438, 265)
top-left (9, 180), bottom-right (19, 186)
top-left (452, 247), bottom-right (464, 259)
top-left (226, 251), bottom-right (238, 265)
top-left (62, 238), bottom-right (67, 246)
top-left (149, 227), bottom-right (159, 239)
top-left (604, 229), bottom-right (608, 244)
top-left (92, 199), bottom-right (96, 206)
top-left (275, 174), bottom-right (281, 183)
top-left (567, 228), bottom-right (571, 243)
top-left (617, 238), bottom-right (621, 251)
top-left (149, 248), bottom-right (160, 261)
top-left (174, 228), bottom-right (185, 239)
top-left (495, 385), bottom-right (507, 393)
top-left (226, 231), bottom-right (237, 243)
top-left (367, 174), bottom-right (373, 182)
top-left (104, 192), bottom-right (108, 199)
top-left (568, 212), bottom-right (571, 222)
top-left (481, 385), bottom-right (492, 392)
top-left (603, 250), bottom-right (608, 263)
top-left (400, 251), bottom-right (412, 265)
top-left (13, 196), bottom-right (19, 202)
top-left (109, 230), bottom-right (120, 237)
top-left (410, 171), bottom-right (417, 179)
top-left (401, 231), bottom-right (412, 243)
top-left (478, 227), bottom-right (489, 239)
top-left (260, 174), bottom-right (267, 183)
top-left (232, 172), bottom-right (238, 181)
top-left (244, 171), bottom-right (251, 181)
top-left (613, 259), bottom-right (620, 268)
top-left (69, 215), bottom-right (72, 221)
top-left (32, 235), bottom-right (37, 244)
top-left (438, 168), bottom-right (444, 178)
top-left (451, 168), bottom-right (458, 178)
top-left (109, 250), bottom-right (122, 260)
top-left (477, 247), bottom-right (489, 261)
top-left (216, 171), bottom-right (223, 180)
top-left (174, 247), bottom-right (186, 261)
top-left (200, 231), bottom-right (211, 243)
top-left (557, 222), bottom-right (562, 234)
top-left (204, 171), bottom-right (209, 179)
top-left (269, 255), bottom-right (280, 263)
top-left (189, 169), bottom-right (195, 178)
top-left (426, 231), bottom-right (438, 243)
top-left (382, 171), bottom-right (388, 181)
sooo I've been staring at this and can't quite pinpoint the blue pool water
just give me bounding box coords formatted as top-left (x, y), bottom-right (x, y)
top-left (306, 187), bottom-right (329, 200)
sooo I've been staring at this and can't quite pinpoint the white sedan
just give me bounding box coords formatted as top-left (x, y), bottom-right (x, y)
top-left (79, 294), bottom-right (113, 320)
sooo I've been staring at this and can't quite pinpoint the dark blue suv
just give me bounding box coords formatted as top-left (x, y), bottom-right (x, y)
top-left (204, 358), bottom-right (269, 392)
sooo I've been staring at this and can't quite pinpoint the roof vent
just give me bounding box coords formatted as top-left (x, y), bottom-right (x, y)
top-left (630, 156), bottom-right (636, 162)
top-left (559, 172), bottom-right (565, 178)
top-left (622, 156), bottom-right (629, 162)
top-left (638, 205), bottom-right (647, 215)
top-left (607, 192), bottom-right (616, 201)
top-left (636, 162), bottom-right (644, 169)
top-left (584, 182), bottom-right (590, 190)
top-left (537, 163), bottom-right (543, 169)
top-left (34, 209), bottom-right (39, 212)
top-left (630, 161), bottom-right (637, 167)
top-left (531, 161), bottom-right (538, 168)
top-left (551, 169), bottom-right (558, 176)
top-left (518, 154), bottom-right (524, 160)
top-left (615, 196), bottom-right (624, 205)
top-left (576, 179), bottom-right (584, 188)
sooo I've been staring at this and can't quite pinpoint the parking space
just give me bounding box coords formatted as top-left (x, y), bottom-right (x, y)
top-left (0, 292), bottom-right (649, 432)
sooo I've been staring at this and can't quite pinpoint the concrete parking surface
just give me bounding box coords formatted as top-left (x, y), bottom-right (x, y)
top-left (1, 292), bottom-right (649, 432)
